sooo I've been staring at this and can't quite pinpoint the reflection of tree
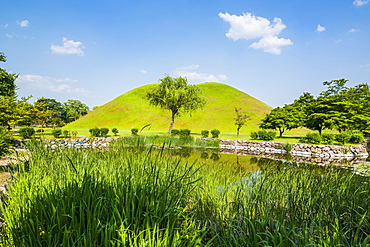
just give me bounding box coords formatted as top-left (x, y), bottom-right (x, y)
top-left (234, 156), bottom-right (245, 174)
top-left (254, 157), bottom-right (351, 177)
top-left (210, 152), bottom-right (220, 161)
top-left (249, 157), bottom-right (259, 165)
top-left (178, 147), bottom-right (191, 158)
top-left (200, 152), bottom-right (209, 159)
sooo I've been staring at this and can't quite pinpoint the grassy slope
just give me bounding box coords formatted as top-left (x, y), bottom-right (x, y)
top-left (67, 82), bottom-right (272, 133)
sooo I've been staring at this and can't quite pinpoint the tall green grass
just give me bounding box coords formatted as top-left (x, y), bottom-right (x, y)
top-left (1, 141), bottom-right (370, 246)
top-left (1, 141), bottom-right (206, 246)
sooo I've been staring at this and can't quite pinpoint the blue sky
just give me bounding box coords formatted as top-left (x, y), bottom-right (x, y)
top-left (1, 0), bottom-right (370, 109)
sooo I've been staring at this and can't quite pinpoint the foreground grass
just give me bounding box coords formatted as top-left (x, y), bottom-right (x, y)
top-left (1, 141), bottom-right (370, 246)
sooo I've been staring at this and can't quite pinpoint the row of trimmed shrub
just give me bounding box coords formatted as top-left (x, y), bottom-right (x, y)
top-left (88, 127), bottom-right (119, 137)
top-left (300, 131), bottom-right (364, 145)
top-left (200, 129), bottom-right (220, 138)
top-left (170, 129), bottom-right (221, 138)
top-left (250, 130), bottom-right (276, 141)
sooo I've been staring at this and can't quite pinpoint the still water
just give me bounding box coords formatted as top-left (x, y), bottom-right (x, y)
top-left (151, 146), bottom-right (359, 176)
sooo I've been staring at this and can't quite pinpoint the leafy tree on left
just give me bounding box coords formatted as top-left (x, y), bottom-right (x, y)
top-left (0, 52), bottom-right (19, 128)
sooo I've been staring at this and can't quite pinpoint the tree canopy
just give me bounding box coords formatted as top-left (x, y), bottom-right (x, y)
top-left (260, 104), bottom-right (304, 137)
top-left (0, 52), bottom-right (18, 98)
top-left (63, 99), bottom-right (90, 123)
top-left (146, 75), bottom-right (206, 133)
top-left (261, 79), bottom-right (370, 135)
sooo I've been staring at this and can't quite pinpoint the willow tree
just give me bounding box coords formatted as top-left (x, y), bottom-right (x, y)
top-left (146, 75), bottom-right (206, 134)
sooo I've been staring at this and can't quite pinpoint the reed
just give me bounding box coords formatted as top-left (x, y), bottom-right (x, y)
top-left (1, 140), bottom-right (369, 246)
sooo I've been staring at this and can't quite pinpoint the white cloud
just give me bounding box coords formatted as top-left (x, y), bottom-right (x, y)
top-left (353, 0), bottom-right (369, 6)
top-left (51, 37), bottom-right (85, 56)
top-left (174, 65), bottom-right (228, 82)
top-left (140, 69), bottom-right (147, 74)
top-left (0, 24), bottom-right (8, 28)
top-left (17, 20), bottom-right (29, 27)
top-left (250, 35), bottom-right (293, 55)
top-left (219, 12), bottom-right (292, 55)
top-left (349, 28), bottom-right (360, 33)
top-left (5, 33), bottom-right (15, 38)
top-left (16, 74), bottom-right (88, 93)
top-left (316, 24), bottom-right (326, 32)
top-left (360, 63), bottom-right (370, 71)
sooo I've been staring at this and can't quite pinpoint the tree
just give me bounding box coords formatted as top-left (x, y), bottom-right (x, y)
top-left (0, 96), bottom-right (17, 128)
top-left (287, 79), bottom-right (370, 135)
top-left (0, 52), bottom-right (19, 129)
top-left (63, 99), bottom-right (89, 123)
top-left (33, 102), bottom-right (55, 127)
top-left (14, 97), bottom-right (39, 126)
top-left (234, 107), bottom-right (251, 136)
top-left (320, 79), bottom-right (348, 97)
top-left (0, 52), bottom-right (6, 62)
top-left (35, 97), bottom-right (65, 127)
top-left (0, 52), bottom-right (18, 98)
top-left (146, 75), bottom-right (206, 134)
top-left (260, 104), bottom-right (304, 138)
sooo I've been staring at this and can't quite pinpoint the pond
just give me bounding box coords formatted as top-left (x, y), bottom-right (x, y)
top-left (134, 145), bottom-right (360, 177)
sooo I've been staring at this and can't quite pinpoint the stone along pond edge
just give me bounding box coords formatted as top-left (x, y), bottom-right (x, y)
top-left (12, 137), bottom-right (368, 159)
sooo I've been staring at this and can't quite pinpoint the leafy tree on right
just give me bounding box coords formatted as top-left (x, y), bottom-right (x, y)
top-left (261, 79), bottom-right (370, 136)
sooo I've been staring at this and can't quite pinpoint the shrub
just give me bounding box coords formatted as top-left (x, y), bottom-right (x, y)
top-left (52, 129), bottom-right (62, 138)
top-left (131, 128), bottom-right (139, 136)
top-left (349, 131), bottom-right (364, 144)
top-left (89, 127), bottom-right (101, 137)
top-left (71, 131), bottom-right (78, 138)
top-left (211, 129), bottom-right (220, 138)
top-left (335, 132), bottom-right (351, 145)
top-left (321, 133), bottom-right (335, 145)
top-left (282, 143), bottom-right (293, 152)
top-left (171, 129), bottom-right (180, 136)
top-left (0, 127), bottom-right (14, 156)
top-left (63, 130), bottom-right (70, 138)
top-left (201, 130), bottom-right (209, 138)
top-left (300, 132), bottom-right (321, 144)
top-left (19, 127), bottom-right (35, 139)
top-left (112, 128), bottom-right (119, 136)
top-left (259, 130), bottom-right (275, 141)
top-left (100, 128), bottom-right (109, 137)
top-left (251, 130), bottom-right (276, 141)
top-left (250, 132), bottom-right (259, 140)
top-left (36, 128), bottom-right (44, 133)
top-left (179, 129), bottom-right (191, 138)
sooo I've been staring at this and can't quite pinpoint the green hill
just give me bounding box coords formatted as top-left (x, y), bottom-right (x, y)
top-left (66, 82), bottom-right (272, 133)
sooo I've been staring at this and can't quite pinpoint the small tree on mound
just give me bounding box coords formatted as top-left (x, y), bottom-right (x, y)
top-left (234, 107), bottom-right (251, 137)
top-left (146, 75), bottom-right (206, 134)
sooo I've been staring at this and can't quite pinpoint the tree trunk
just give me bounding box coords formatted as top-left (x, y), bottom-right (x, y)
top-left (167, 111), bottom-right (176, 134)
top-left (237, 127), bottom-right (240, 137)
top-left (278, 128), bottom-right (284, 138)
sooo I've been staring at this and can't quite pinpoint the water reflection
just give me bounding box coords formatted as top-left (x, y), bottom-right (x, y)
top-left (221, 147), bottom-right (367, 167)
top-left (161, 147), bottom-right (366, 166)
top-left (119, 145), bottom-right (363, 174)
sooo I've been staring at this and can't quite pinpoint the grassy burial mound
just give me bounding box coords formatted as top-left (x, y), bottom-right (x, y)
top-left (67, 82), bottom-right (272, 133)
